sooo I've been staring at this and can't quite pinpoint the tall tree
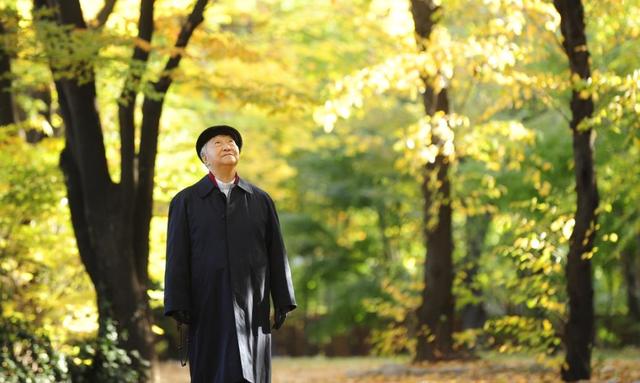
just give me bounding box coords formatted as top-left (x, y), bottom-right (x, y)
top-left (0, 12), bottom-right (16, 126)
top-left (33, 0), bottom-right (209, 379)
top-left (410, 0), bottom-right (455, 361)
top-left (553, 0), bottom-right (599, 380)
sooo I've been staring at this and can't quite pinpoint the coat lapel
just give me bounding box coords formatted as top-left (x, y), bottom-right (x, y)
top-left (197, 175), bottom-right (215, 198)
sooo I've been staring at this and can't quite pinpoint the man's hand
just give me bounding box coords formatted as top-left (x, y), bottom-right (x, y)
top-left (272, 307), bottom-right (287, 330)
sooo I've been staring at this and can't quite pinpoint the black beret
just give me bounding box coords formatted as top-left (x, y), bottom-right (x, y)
top-left (195, 125), bottom-right (243, 162)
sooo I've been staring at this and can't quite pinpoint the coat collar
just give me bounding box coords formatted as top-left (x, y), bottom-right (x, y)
top-left (236, 177), bottom-right (253, 194)
top-left (197, 173), bottom-right (253, 198)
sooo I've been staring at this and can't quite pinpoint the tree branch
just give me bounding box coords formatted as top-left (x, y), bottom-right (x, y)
top-left (0, 13), bottom-right (17, 126)
top-left (410, 0), bottom-right (448, 115)
top-left (91, 0), bottom-right (117, 29)
top-left (40, 0), bottom-right (112, 208)
top-left (119, 0), bottom-right (154, 214)
top-left (133, 0), bottom-right (209, 284)
top-left (154, 0), bottom-right (208, 94)
top-left (50, 0), bottom-right (87, 28)
top-left (411, 0), bottom-right (440, 50)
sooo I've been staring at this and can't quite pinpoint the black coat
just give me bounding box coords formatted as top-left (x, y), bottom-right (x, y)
top-left (164, 175), bottom-right (297, 383)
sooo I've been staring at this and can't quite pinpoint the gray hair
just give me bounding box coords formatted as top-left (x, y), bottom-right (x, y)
top-left (200, 142), bottom-right (208, 162)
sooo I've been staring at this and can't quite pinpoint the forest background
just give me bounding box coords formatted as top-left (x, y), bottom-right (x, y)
top-left (1, 0), bottom-right (639, 382)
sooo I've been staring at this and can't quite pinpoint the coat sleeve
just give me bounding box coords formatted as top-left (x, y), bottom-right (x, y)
top-left (164, 192), bottom-right (192, 318)
top-left (265, 195), bottom-right (297, 314)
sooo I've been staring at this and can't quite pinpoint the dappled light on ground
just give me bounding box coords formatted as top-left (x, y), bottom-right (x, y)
top-left (158, 354), bottom-right (640, 383)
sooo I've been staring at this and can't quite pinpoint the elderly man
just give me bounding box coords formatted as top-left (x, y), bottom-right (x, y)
top-left (164, 125), bottom-right (297, 383)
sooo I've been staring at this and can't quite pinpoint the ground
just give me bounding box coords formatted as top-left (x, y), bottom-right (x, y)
top-left (156, 350), bottom-right (640, 382)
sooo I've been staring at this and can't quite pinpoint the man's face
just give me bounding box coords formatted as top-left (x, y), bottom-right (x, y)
top-left (203, 134), bottom-right (240, 168)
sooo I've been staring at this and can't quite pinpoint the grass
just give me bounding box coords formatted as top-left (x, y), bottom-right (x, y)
top-left (157, 348), bottom-right (640, 382)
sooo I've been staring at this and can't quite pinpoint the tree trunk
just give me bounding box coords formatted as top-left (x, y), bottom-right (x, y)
top-left (622, 238), bottom-right (640, 321)
top-left (56, 69), bottom-right (156, 378)
top-left (410, 0), bottom-right (456, 361)
top-left (460, 212), bottom-right (490, 330)
top-left (376, 204), bottom-right (393, 262)
top-left (553, 1), bottom-right (599, 380)
top-left (34, 0), bottom-right (209, 380)
top-left (0, 15), bottom-right (16, 126)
